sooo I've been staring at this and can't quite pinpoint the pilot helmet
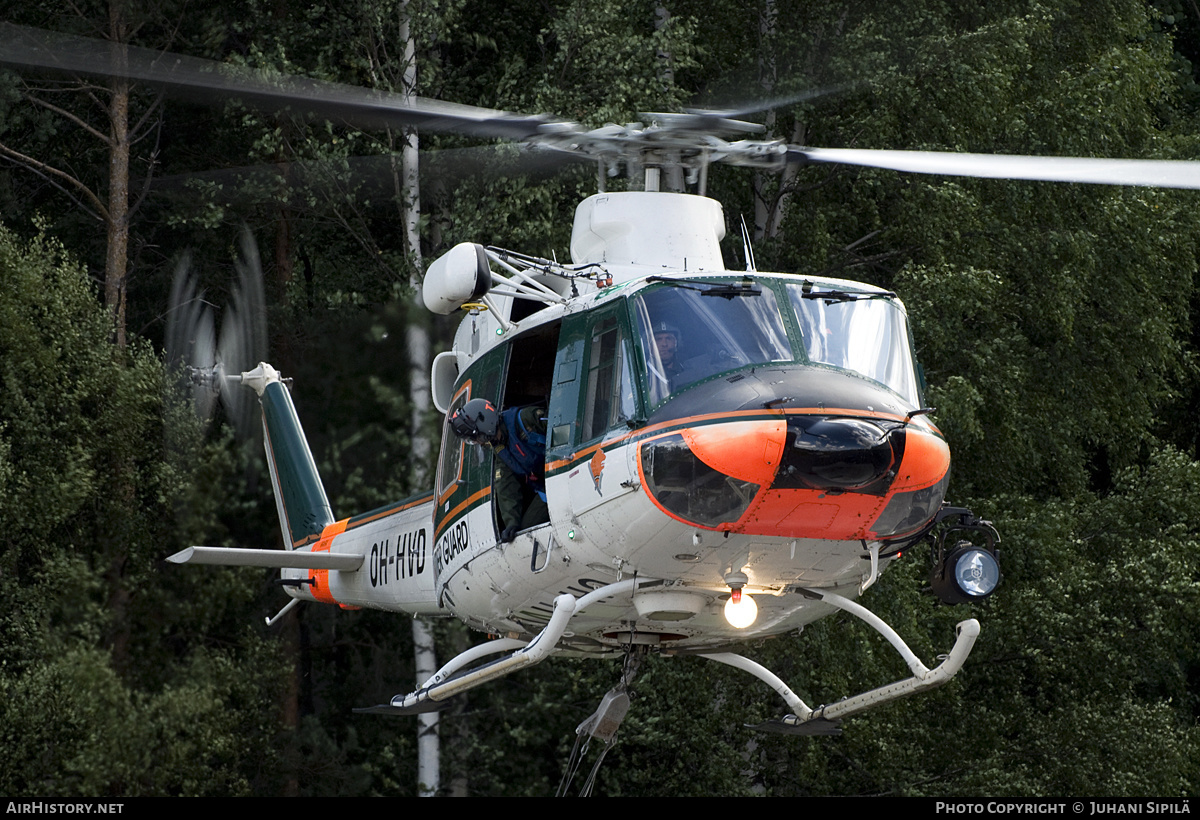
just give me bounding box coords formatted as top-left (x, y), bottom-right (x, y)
top-left (652, 320), bottom-right (680, 340)
top-left (450, 398), bottom-right (501, 443)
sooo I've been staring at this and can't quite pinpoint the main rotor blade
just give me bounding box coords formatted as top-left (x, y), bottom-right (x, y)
top-left (684, 86), bottom-right (850, 120)
top-left (0, 23), bottom-right (556, 140)
top-left (791, 147), bottom-right (1200, 190)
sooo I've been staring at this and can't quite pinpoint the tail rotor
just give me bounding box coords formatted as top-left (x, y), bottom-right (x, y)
top-left (166, 227), bottom-right (267, 439)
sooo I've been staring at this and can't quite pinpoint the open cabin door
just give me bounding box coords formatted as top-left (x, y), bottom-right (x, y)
top-left (431, 317), bottom-right (562, 600)
top-left (489, 321), bottom-right (559, 538)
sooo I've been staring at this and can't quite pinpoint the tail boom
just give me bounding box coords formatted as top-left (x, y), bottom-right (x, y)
top-left (170, 363), bottom-right (440, 617)
top-left (280, 494), bottom-right (439, 614)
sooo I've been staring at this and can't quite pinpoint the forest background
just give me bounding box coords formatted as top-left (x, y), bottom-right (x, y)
top-left (2, 0), bottom-right (1200, 797)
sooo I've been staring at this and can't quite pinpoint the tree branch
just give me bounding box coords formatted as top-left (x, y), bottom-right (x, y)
top-left (127, 117), bottom-right (162, 221)
top-left (0, 140), bottom-right (108, 219)
top-left (25, 92), bottom-right (112, 145)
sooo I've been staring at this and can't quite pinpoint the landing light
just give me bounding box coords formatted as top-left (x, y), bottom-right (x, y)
top-left (930, 542), bottom-right (1001, 604)
top-left (953, 548), bottom-right (1000, 597)
top-left (724, 587), bottom-right (758, 629)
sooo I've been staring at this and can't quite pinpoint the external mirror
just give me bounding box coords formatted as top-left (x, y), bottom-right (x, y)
top-left (430, 351), bottom-right (459, 415)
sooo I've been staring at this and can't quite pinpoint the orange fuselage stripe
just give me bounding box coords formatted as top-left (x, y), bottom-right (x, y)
top-left (344, 493), bottom-right (435, 531)
top-left (309, 519), bottom-right (350, 605)
top-left (433, 486), bottom-right (491, 541)
top-left (545, 406), bottom-right (940, 473)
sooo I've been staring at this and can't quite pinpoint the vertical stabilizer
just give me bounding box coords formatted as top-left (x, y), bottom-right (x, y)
top-left (241, 363), bottom-right (334, 548)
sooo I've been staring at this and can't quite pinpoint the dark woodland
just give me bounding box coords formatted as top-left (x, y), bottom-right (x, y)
top-left (2, 0), bottom-right (1200, 797)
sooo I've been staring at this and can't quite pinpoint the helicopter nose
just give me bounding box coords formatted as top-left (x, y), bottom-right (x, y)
top-left (638, 412), bottom-right (950, 539)
top-left (776, 416), bottom-right (899, 493)
top-left (638, 419), bottom-right (787, 529)
top-left (678, 419), bottom-right (787, 487)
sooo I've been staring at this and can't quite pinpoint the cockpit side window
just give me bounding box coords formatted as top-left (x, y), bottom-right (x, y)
top-left (436, 386), bottom-right (471, 501)
top-left (581, 316), bottom-right (636, 442)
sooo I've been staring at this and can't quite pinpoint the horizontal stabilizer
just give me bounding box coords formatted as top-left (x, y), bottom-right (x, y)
top-left (167, 546), bottom-right (364, 570)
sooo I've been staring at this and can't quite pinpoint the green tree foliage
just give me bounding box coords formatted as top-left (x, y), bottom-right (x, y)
top-left (0, 226), bottom-right (289, 795)
top-left (4, 0), bottom-right (1200, 797)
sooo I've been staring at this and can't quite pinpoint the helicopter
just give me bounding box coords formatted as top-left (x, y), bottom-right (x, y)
top-left (6, 23), bottom-right (1200, 738)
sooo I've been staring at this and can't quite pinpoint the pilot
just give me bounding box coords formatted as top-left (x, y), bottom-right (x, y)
top-left (449, 398), bottom-right (549, 542)
top-left (652, 320), bottom-right (688, 388)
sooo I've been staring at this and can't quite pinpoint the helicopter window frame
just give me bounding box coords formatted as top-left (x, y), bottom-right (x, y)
top-left (629, 277), bottom-right (794, 411)
top-left (434, 340), bottom-right (507, 518)
top-left (785, 283), bottom-right (922, 406)
top-left (436, 382), bottom-right (472, 503)
top-left (580, 314), bottom-right (638, 444)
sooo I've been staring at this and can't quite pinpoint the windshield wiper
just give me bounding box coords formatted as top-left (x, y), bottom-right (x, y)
top-left (647, 276), bottom-right (761, 298)
top-left (800, 280), bottom-right (896, 303)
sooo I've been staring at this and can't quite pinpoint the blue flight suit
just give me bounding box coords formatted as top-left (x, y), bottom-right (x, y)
top-left (490, 406), bottom-right (549, 538)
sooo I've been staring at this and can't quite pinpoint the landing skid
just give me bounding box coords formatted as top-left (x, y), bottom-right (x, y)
top-left (357, 578), bottom-right (648, 716)
top-left (358, 582), bottom-right (980, 730)
top-left (700, 588), bottom-right (980, 735)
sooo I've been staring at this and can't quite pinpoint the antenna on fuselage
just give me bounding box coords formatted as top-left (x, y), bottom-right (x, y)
top-left (740, 215), bottom-right (757, 272)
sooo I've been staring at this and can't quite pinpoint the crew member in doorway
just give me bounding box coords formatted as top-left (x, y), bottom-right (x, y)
top-left (449, 398), bottom-right (549, 542)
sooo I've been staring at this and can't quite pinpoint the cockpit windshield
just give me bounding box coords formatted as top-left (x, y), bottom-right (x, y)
top-left (785, 282), bottom-right (920, 405)
top-left (627, 276), bottom-right (922, 410)
top-left (631, 279), bottom-right (792, 408)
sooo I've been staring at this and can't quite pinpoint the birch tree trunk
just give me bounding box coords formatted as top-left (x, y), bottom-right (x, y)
top-left (397, 0), bottom-right (439, 798)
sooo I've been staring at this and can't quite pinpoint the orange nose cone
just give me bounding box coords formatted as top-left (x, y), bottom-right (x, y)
top-left (679, 420), bottom-right (787, 487)
top-left (891, 426), bottom-right (951, 492)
